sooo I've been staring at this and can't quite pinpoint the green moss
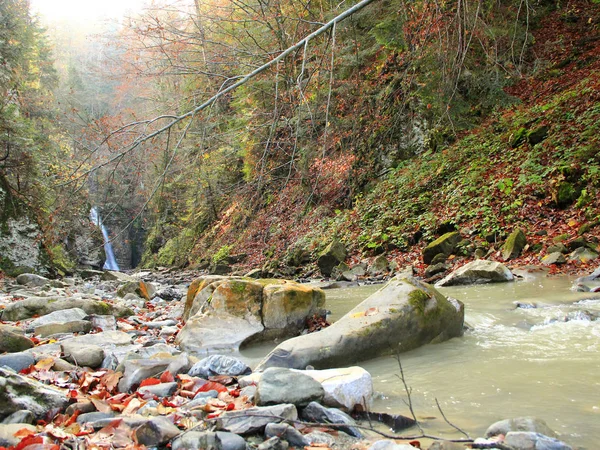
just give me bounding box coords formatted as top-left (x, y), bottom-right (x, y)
top-left (230, 280), bottom-right (247, 294)
top-left (408, 289), bottom-right (432, 316)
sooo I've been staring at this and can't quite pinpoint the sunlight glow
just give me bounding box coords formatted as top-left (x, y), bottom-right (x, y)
top-left (30, 0), bottom-right (148, 23)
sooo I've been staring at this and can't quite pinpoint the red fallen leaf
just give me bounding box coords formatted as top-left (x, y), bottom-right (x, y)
top-left (160, 371), bottom-right (174, 383)
top-left (409, 441), bottom-right (421, 449)
top-left (229, 389), bottom-right (241, 398)
top-left (226, 403), bottom-right (235, 411)
top-left (19, 366), bottom-right (34, 375)
top-left (63, 410), bottom-right (81, 427)
top-left (139, 378), bottom-right (161, 388)
top-left (14, 435), bottom-right (43, 450)
top-left (68, 390), bottom-right (78, 399)
top-left (196, 381), bottom-right (227, 394)
top-left (13, 429), bottom-right (36, 439)
top-left (206, 412), bottom-right (221, 419)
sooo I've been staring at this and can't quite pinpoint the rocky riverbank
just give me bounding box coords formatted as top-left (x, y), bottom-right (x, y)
top-left (1, 266), bottom-right (595, 449)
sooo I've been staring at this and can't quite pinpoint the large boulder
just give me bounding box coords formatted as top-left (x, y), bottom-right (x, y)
top-left (435, 259), bottom-right (514, 287)
top-left (317, 240), bottom-right (348, 277)
top-left (0, 367), bottom-right (69, 421)
top-left (422, 232), bottom-right (461, 265)
top-left (256, 277), bottom-right (464, 370)
top-left (502, 228), bottom-right (527, 261)
top-left (29, 308), bottom-right (88, 328)
top-left (178, 278), bottom-right (325, 355)
top-left (1, 296), bottom-right (132, 321)
top-left (16, 273), bottom-right (49, 287)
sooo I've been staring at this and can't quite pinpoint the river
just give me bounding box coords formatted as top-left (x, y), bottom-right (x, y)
top-left (242, 274), bottom-right (600, 447)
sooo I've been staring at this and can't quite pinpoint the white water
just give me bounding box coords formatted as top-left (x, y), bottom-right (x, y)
top-left (241, 276), bottom-right (600, 448)
top-left (89, 207), bottom-right (120, 271)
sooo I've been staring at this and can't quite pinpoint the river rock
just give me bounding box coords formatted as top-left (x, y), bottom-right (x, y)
top-left (0, 327), bottom-right (34, 353)
top-left (29, 307), bottom-right (88, 328)
top-left (423, 232), bottom-right (461, 264)
top-left (77, 411), bottom-right (118, 426)
top-left (485, 416), bottom-right (557, 438)
top-left (262, 282), bottom-right (325, 337)
top-left (258, 437), bottom-right (288, 450)
top-left (172, 431), bottom-right (247, 450)
top-left (300, 401), bottom-right (362, 438)
top-left (265, 423), bottom-right (308, 448)
top-left (427, 441), bottom-right (469, 450)
top-left (502, 229), bottom-right (527, 261)
top-left (1, 296), bottom-right (132, 321)
top-left (317, 240), bottom-right (347, 277)
top-left (178, 311), bottom-right (264, 355)
top-left (138, 382), bottom-right (178, 398)
top-left (299, 366), bottom-right (372, 410)
top-left (541, 252), bottom-right (566, 265)
top-left (35, 320), bottom-right (92, 337)
top-left (0, 367), bottom-right (69, 420)
top-left (0, 353), bottom-right (35, 373)
top-left (256, 277), bottom-right (463, 370)
top-left (155, 286), bottom-right (183, 302)
top-left (568, 247), bottom-right (599, 263)
top-left (117, 280), bottom-right (156, 300)
top-left (119, 353), bottom-right (191, 392)
top-left (216, 404), bottom-right (298, 434)
top-left (188, 355), bottom-right (251, 379)
top-left (134, 416), bottom-right (181, 446)
top-left (255, 367), bottom-right (324, 407)
top-left (61, 342), bottom-right (104, 368)
top-left (435, 259), bottom-right (513, 287)
top-left (0, 424), bottom-right (37, 447)
top-left (102, 271), bottom-right (137, 282)
top-left (16, 273), bottom-right (49, 287)
top-left (370, 255), bottom-right (389, 275)
top-left (504, 432), bottom-right (571, 450)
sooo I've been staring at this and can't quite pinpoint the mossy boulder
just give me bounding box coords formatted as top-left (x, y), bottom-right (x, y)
top-left (552, 181), bottom-right (580, 208)
top-left (116, 281), bottom-right (156, 300)
top-left (422, 231), bottom-right (461, 264)
top-left (502, 229), bottom-right (527, 261)
top-left (256, 277), bottom-right (464, 370)
top-left (317, 240), bottom-right (347, 277)
top-left (182, 275), bottom-right (232, 321)
top-left (0, 296), bottom-right (132, 321)
top-left (262, 282), bottom-right (325, 337)
top-left (210, 279), bottom-right (264, 321)
top-left (435, 259), bottom-right (514, 286)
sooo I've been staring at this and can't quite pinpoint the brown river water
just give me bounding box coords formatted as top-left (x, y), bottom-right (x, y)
top-left (241, 275), bottom-right (600, 448)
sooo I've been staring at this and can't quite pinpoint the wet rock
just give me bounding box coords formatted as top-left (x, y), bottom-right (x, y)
top-left (0, 424), bottom-right (37, 447)
top-left (317, 240), bottom-right (348, 277)
top-left (172, 430), bottom-right (247, 450)
top-left (16, 273), bottom-right (49, 287)
top-left (265, 423), bottom-right (308, 448)
top-left (0, 327), bottom-right (33, 353)
top-left (0, 367), bottom-right (69, 420)
top-left (1, 296), bottom-right (132, 321)
top-left (133, 416), bottom-right (181, 446)
top-left (541, 252), bottom-right (566, 266)
top-left (300, 401), bottom-right (362, 438)
top-left (423, 232), bottom-right (461, 265)
top-left (188, 355), bottom-right (251, 379)
top-left (568, 247), bottom-right (598, 263)
top-left (435, 259), bottom-right (513, 287)
top-left (257, 278), bottom-right (463, 370)
top-left (216, 404), bottom-right (298, 434)
top-left (256, 367), bottom-right (324, 407)
top-left (504, 431), bottom-right (572, 450)
top-left (485, 416), bottom-right (557, 438)
top-left (29, 307), bottom-right (88, 328)
top-left (119, 353), bottom-right (191, 392)
top-left (502, 229), bottom-right (527, 261)
top-left (138, 382), bottom-right (178, 398)
top-left (425, 263), bottom-right (450, 278)
top-left (35, 320), bottom-right (92, 337)
top-left (0, 353), bottom-right (35, 373)
top-left (61, 342), bottom-right (104, 368)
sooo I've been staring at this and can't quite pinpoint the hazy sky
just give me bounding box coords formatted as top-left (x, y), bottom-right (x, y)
top-left (30, 0), bottom-right (148, 23)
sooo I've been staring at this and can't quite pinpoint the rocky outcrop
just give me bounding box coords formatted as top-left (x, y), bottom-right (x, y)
top-left (435, 259), bottom-right (514, 286)
top-left (256, 277), bottom-right (464, 370)
top-left (0, 296), bottom-right (132, 321)
top-left (422, 232), bottom-right (461, 264)
top-left (178, 278), bottom-right (325, 355)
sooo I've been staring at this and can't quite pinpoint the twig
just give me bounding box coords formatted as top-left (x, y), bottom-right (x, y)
top-left (435, 397), bottom-right (470, 439)
top-left (394, 351), bottom-right (424, 436)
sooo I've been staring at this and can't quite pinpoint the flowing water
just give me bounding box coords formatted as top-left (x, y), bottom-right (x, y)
top-left (90, 207), bottom-right (120, 271)
top-left (242, 275), bottom-right (600, 448)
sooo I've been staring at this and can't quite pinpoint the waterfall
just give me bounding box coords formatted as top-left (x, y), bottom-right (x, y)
top-left (90, 207), bottom-right (120, 271)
